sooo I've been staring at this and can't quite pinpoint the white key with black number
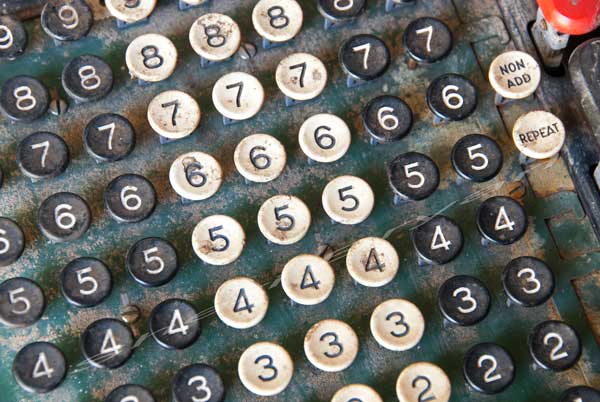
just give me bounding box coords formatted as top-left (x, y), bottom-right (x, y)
top-left (396, 362), bottom-right (451, 402)
top-left (126, 33), bottom-right (177, 83)
top-left (234, 134), bottom-right (287, 183)
top-left (105, 0), bottom-right (157, 25)
top-left (257, 195), bottom-right (311, 245)
top-left (331, 384), bottom-right (383, 402)
top-left (346, 237), bottom-right (399, 287)
top-left (276, 52), bottom-right (327, 103)
top-left (212, 72), bottom-right (265, 122)
top-left (238, 342), bottom-right (294, 396)
top-left (304, 319), bottom-right (359, 372)
top-left (148, 90), bottom-right (201, 141)
top-left (253, 0), bottom-right (303, 46)
top-left (299, 113), bottom-right (351, 163)
top-left (192, 215), bottom-right (245, 265)
top-left (169, 152), bottom-right (222, 201)
top-left (281, 254), bottom-right (335, 305)
top-left (370, 299), bottom-right (425, 351)
top-left (214, 277), bottom-right (268, 329)
top-left (322, 175), bottom-right (374, 225)
top-left (189, 13), bottom-right (241, 63)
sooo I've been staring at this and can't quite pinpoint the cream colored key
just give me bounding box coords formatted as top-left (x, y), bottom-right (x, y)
top-left (105, 0), bottom-right (156, 24)
top-left (396, 362), bottom-right (451, 402)
top-left (257, 195), bottom-right (311, 245)
top-left (299, 114), bottom-right (351, 163)
top-left (234, 134), bottom-right (287, 183)
top-left (181, 0), bottom-right (208, 5)
top-left (169, 152), bottom-right (222, 201)
top-left (304, 319), bottom-right (359, 372)
top-left (147, 90), bottom-right (200, 140)
top-left (511, 110), bottom-right (565, 159)
top-left (281, 254), bottom-right (335, 305)
top-left (126, 33), bottom-right (177, 83)
top-left (212, 72), bottom-right (265, 121)
top-left (276, 53), bottom-right (328, 102)
top-left (489, 51), bottom-right (541, 100)
top-left (322, 175), bottom-right (374, 225)
top-left (331, 384), bottom-right (383, 402)
top-left (252, 0), bottom-right (303, 44)
top-left (346, 237), bottom-right (399, 287)
top-left (189, 13), bottom-right (241, 62)
top-left (214, 277), bottom-right (268, 329)
top-left (191, 215), bottom-right (245, 265)
top-left (370, 299), bottom-right (425, 351)
top-left (238, 342), bottom-right (294, 396)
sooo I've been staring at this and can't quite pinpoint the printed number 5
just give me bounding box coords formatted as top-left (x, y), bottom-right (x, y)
top-left (338, 186), bottom-right (359, 212)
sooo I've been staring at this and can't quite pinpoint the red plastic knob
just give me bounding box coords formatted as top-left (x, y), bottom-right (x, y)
top-left (537, 0), bottom-right (600, 35)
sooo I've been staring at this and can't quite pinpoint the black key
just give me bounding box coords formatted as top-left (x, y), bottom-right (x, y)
top-left (38, 192), bottom-right (91, 242)
top-left (412, 215), bottom-right (462, 265)
top-left (451, 134), bottom-right (503, 182)
top-left (317, 0), bottom-right (365, 24)
top-left (476, 196), bottom-right (528, 245)
top-left (126, 237), bottom-right (179, 287)
top-left (0, 217), bottom-right (25, 267)
top-left (560, 386), bottom-right (600, 402)
top-left (60, 257), bottom-right (113, 308)
top-left (463, 343), bottom-right (515, 394)
top-left (149, 298), bottom-right (201, 350)
top-left (502, 256), bottom-right (554, 307)
top-left (0, 15), bottom-right (28, 59)
top-left (340, 34), bottom-right (390, 84)
top-left (104, 174), bottom-right (156, 223)
top-left (529, 320), bottom-right (581, 371)
top-left (438, 275), bottom-right (490, 326)
top-left (62, 54), bottom-right (113, 103)
top-left (0, 75), bottom-right (49, 122)
top-left (13, 342), bottom-right (67, 393)
top-left (17, 132), bottom-right (69, 180)
top-left (0, 277), bottom-right (45, 327)
top-left (105, 384), bottom-right (156, 402)
top-left (41, 0), bottom-right (93, 42)
top-left (388, 152), bottom-right (439, 202)
top-left (403, 17), bottom-right (453, 64)
top-left (172, 363), bottom-right (225, 402)
top-left (427, 73), bottom-right (478, 122)
top-left (84, 113), bottom-right (136, 163)
top-left (363, 95), bottom-right (413, 143)
top-left (81, 318), bottom-right (134, 369)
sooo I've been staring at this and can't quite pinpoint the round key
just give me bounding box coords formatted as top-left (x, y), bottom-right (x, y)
top-left (0, 75), bottom-right (49, 122)
top-left (191, 215), bottom-right (245, 265)
top-left (322, 175), bottom-right (374, 225)
top-left (317, 0), bottom-right (365, 23)
top-left (502, 256), bottom-right (554, 307)
top-left (104, 174), bottom-right (156, 223)
top-left (463, 343), bottom-right (515, 394)
top-left (489, 51), bottom-right (541, 100)
top-left (363, 95), bottom-right (413, 143)
top-left (396, 362), bottom-right (451, 402)
top-left (388, 152), bottom-right (439, 201)
top-left (253, 0), bottom-right (303, 44)
top-left (125, 34), bottom-right (177, 83)
top-left (81, 318), bottom-right (134, 369)
top-left (529, 320), bottom-right (582, 371)
top-left (281, 254), bottom-right (335, 305)
top-left (0, 277), bottom-right (45, 327)
top-left (346, 237), bottom-right (399, 287)
top-left (60, 257), bottom-right (112, 308)
top-left (560, 386), bottom-right (600, 402)
top-left (451, 134), bottom-right (503, 182)
top-left (304, 319), bottom-right (358, 372)
top-left (61, 54), bottom-right (113, 103)
top-left (370, 298), bottom-right (425, 352)
top-left (238, 342), bottom-right (293, 396)
top-left (17, 132), bottom-right (69, 180)
top-left (427, 73), bottom-right (478, 121)
top-left (169, 152), bottom-right (222, 201)
top-left (147, 90), bottom-right (201, 140)
top-left (403, 17), bottom-right (453, 63)
top-left (476, 196), bottom-right (528, 245)
top-left (257, 195), bottom-right (311, 245)
top-left (412, 215), bottom-right (463, 265)
top-left (438, 275), bottom-right (491, 326)
top-left (340, 34), bottom-right (390, 82)
top-left (299, 113), bottom-right (351, 163)
top-left (172, 364), bottom-right (225, 402)
top-left (275, 53), bottom-right (327, 101)
top-left (0, 218), bottom-right (25, 267)
top-left (149, 298), bottom-right (201, 350)
top-left (234, 134), bottom-right (286, 183)
top-left (41, 0), bottom-right (93, 42)
top-left (13, 342), bottom-right (66, 393)
top-left (189, 13), bottom-right (241, 62)
top-left (331, 384), bottom-right (383, 402)
top-left (0, 15), bottom-right (27, 59)
top-left (84, 113), bottom-right (136, 162)
top-left (127, 237), bottom-right (179, 287)
top-left (212, 72), bottom-right (264, 121)
top-left (105, 0), bottom-right (156, 24)
top-left (512, 110), bottom-right (565, 159)
top-left (38, 192), bottom-right (91, 242)
top-left (105, 384), bottom-right (155, 402)
top-left (214, 277), bottom-right (268, 329)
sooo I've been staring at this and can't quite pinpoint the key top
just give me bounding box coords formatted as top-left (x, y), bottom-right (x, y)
top-left (0, 75), bottom-right (49, 122)
top-left (502, 256), bottom-right (555, 307)
top-left (189, 13), bottom-right (241, 65)
top-left (463, 343), bottom-right (515, 394)
top-left (275, 52), bottom-right (328, 103)
top-left (317, 0), bottom-right (365, 29)
top-left (438, 275), bottom-right (491, 326)
top-left (41, 0), bottom-right (93, 42)
top-left (281, 254), bottom-right (335, 305)
top-left (403, 17), bottom-right (453, 64)
top-left (238, 342), bottom-right (293, 396)
top-left (370, 298), bottom-right (425, 351)
top-left (17, 132), bottom-right (69, 180)
top-left (13, 342), bottom-right (67, 393)
top-left (61, 54), bottom-right (113, 103)
top-left (169, 152), bottom-right (222, 202)
top-left (0, 15), bottom-right (28, 59)
top-left (192, 215), bottom-right (245, 265)
top-left (172, 364), bottom-right (225, 402)
top-left (149, 298), bottom-right (201, 350)
top-left (340, 34), bottom-right (390, 86)
top-left (212, 72), bottom-right (264, 123)
top-left (529, 320), bottom-right (581, 371)
top-left (81, 318), bottom-right (134, 369)
top-left (84, 113), bottom-right (136, 163)
top-left (105, 384), bottom-right (155, 402)
top-left (412, 215), bottom-right (463, 265)
top-left (304, 319), bottom-right (359, 372)
top-left (60, 257), bottom-right (112, 308)
top-left (396, 362), bottom-right (451, 402)
top-left (105, 0), bottom-right (156, 26)
top-left (252, 0), bottom-right (303, 48)
top-left (322, 175), bottom-right (374, 225)
top-left (126, 33), bottom-right (177, 83)
top-left (331, 384), bottom-right (383, 402)
top-left (126, 237), bottom-right (179, 287)
top-left (0, 218), bottom-right (25, 267)
top-left (233, 134), bottom-right (286, 183)
top-left (512, 110), bottom-right (565, 159)
top-left (257, 195), bottom-right (311, 245)
top-left (559, 386), bottom-right (600, 402)
top-left (451, 134), bottom-right (503, 182)
top-left (363, 95), bottom-right (413, 143)
top-left (346, 237), bottom-right (399, 287)
top-left (214, 277), bottom-right (268, 329)
top-left (104, 174), bottom-right (157, 223)
top-left (388, 152), bottom-right (439, 202)
top-left (427, 73), bottom-right (478, 123)
top-left (148, 90), bottom-right (201, 142)
top-left (476, 196), bottom-right (528, 245)
top-left (299, 113), bottom-right (351, 163)
top-left (38, 192), bottom-right (91, 242)
top-left (489, 51), bottom-right (541, 102)
top-left (0, 277), bottom-right (45, 327)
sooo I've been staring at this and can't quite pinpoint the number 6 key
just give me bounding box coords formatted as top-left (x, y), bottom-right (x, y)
top-left (104, 174), bottom-right (157, 223)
